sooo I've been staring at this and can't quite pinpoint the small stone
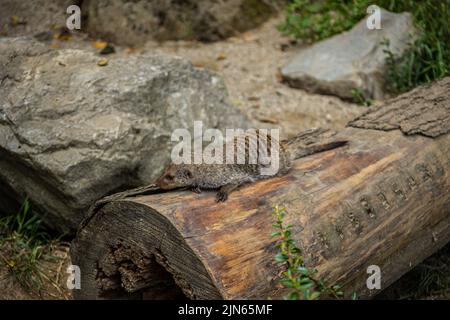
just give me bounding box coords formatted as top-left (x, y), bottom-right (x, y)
top-left (97, 58), bottom-right (108, 66)
top-left (254, 113), bottom-right (279, 124)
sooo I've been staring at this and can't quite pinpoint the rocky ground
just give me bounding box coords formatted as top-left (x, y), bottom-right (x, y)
top-left (28, 16), bottom-right (365, 139)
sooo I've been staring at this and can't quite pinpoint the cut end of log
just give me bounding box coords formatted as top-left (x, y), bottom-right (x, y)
top-left (72, 201), bottom-right (223, 300)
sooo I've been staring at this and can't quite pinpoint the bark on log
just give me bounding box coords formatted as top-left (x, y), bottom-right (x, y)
top-left (71, 78), bottom-right (450, 300)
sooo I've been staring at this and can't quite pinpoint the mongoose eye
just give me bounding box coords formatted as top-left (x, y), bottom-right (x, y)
top-left (165, 174), bottom-right (174, 181)
top-left (183, 170), bottom-right (193, 179)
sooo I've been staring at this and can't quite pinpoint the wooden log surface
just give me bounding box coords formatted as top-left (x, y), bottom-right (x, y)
top-left (71, 78), bottom-right (450, 299)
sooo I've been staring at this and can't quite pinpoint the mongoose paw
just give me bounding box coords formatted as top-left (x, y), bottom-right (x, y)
top-left (191, 186), bottom-right (202, 194)
top-left (216, 190), bottom-right (228, 202)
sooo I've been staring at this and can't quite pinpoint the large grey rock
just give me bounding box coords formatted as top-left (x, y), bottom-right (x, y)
top-left (281, 9), bottom-right (417, 100)
top-left (83, 0), bottom-right (282, 45)
top-left (0, 0), bottom-right (283, 45)
top-left (0, 37), bottom-right (249, 231)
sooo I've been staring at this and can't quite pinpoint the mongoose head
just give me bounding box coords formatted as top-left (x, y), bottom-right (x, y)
top-left (155, 164), bottom-right (195, 190)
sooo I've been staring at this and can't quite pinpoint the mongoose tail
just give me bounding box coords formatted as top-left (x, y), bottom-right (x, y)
top-left (283, 128), bottom-right (348, 160)
top-left (288, 140), bottom-right (348, 160)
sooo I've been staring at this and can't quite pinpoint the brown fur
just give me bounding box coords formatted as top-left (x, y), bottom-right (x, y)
top-left (156, 129), bottom-right (347, 202)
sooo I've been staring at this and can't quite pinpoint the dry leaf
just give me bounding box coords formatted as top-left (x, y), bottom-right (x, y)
top-left (216, 53), bottom-right (226, 61)
top-left (92, 40), bottom-right (108, 49)
top-left (10, 16), bottom-right (25, 27)
top-left (53, 28), bottom-right (72, 41)
top-left (57, 34), bottom-right (72, 41)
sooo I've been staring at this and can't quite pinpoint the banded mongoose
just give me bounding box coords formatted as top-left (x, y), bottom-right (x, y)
top-left (156, 128), bottom-right (347, 202)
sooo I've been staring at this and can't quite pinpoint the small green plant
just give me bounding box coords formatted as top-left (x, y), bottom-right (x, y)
top-left (351, 88), bottom-right (373, 106)
top-left (0, 198), bottom-right (55, 295)
top-left (271, 205), bottom-right (343, 300)
top-left (0, 199), bottom-right (49, 243)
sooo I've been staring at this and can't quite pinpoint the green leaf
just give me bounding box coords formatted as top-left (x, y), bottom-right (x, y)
top-left (308, 291), bottom-right (321, 300)
top-left (270, 231), bottom-right (281, 237)
top-left (274, 253), bottom-right (288, 262)
top-left (297, 266), bottom-right (309, 275)
top-left (280, 279), bottom-right (295, 288)
top-left (299, 277), bottom-right (313, 285)
top-left (288, 291), bottom-right (299, 300)
top-left (299, 282), bottom-right (314, 291)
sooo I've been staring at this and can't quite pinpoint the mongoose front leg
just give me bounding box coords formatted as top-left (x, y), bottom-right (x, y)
top-left (216, 183), bottom-right (240, 202)
top-left (191, 185), bottom-right (202, 194)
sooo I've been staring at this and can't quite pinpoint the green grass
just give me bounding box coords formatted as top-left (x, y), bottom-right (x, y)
top-left (351, 88), bottom-right (373, 106)
top-left (278, 0), bottom-right (370, 43)
top-left (279, 0), bottom-right (450, 94)
top-left (271, 205), bottom-right (343, 300)
top-left (0, 198), bottom-right (58, 296)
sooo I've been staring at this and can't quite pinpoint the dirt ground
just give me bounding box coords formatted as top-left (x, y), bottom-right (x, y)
top-left (0, 16), bottom-right (447, 300)
top-left (142, 17), bottom-right (364, 138)
top-left (0, 243), bottom-right (72, 300)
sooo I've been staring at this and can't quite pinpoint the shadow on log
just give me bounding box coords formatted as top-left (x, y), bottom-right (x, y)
top-left (71, 78), bottom-right (450, 299)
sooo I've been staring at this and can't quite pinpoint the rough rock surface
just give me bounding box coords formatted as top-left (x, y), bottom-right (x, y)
top-left (83, 0), bottom-right (283, 45)
top-left (0, 37), bottom-right (249, 231)
top-left (0, 0), bottom-right (73, 37)
top-left (281, 9), bottom-right (417, 100)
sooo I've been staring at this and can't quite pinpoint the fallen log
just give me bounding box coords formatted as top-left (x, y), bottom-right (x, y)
top-left (71, 78), bottom-right (450, 299)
